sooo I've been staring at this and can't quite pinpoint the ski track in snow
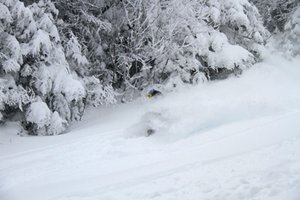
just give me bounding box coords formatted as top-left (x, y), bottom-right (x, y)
top-left (0, 54), bottom-right (300, 200)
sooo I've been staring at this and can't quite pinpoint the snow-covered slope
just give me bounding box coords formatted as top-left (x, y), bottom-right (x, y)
top-left (0, 54), bottom-right (300, 200)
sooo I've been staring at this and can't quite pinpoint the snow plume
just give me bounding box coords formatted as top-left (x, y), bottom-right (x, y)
top-left (131, 54), bottom-right (300, 140)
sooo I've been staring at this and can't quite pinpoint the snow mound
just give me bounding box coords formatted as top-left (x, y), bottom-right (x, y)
top-left (25, 101), bottom-right (51, 128)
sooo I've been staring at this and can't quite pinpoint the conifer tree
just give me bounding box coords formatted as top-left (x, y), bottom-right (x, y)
top-left (1, 0), bottom-right (87, 135)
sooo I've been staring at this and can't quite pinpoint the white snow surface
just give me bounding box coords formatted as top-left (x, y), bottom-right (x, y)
top-left (1, 53), bottom-right (300, 200)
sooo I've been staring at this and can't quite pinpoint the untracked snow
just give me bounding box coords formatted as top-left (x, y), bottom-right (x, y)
top-left (0, 53), bottom-right (300, 200)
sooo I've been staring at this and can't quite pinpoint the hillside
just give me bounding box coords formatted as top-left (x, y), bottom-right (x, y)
top-left (1, 52), bottom-right (300, 200)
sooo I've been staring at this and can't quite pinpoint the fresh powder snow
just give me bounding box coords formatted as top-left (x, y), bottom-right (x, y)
top-left (0, 52), bottom-right (299, 200)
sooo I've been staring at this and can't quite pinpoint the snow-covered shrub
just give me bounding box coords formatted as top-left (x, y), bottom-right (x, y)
top-left (280, 7), bottom-right (300, 56)
top-left (251, 0), bottom-right (298, 32)
top-left (199, 0), bottom-right (269, 53)
top-left (54, 0), bottom-right (113, 84)
top-left (112, 0), bottom-right (268, 93)
top-left (0, 2), bottom-right (12, 32)
top-left (58, 28), bottom-right (117, 107)
top-left (0, 33), bottom-right (23, 72)
top-left (47, 111), bottom-right (67, 135)
top-left (83, 76), bottom-right (116, 107)
top-left (0, 79), bottom-right (7, 121)
top-left (0, 76), bottom-right (31, 121)
top-left (25, 101), bottom-right (52, 129)
top-left (63, 32), bottom-right (89, 76)
top-left (24, 101), bottom-right (67, 135)
top-left (268, 6), bottom-right (300, 57)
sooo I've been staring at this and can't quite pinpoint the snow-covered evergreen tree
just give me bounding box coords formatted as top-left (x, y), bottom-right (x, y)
top-left (275, 7), bottom-right (300, 57)
top-left (108, 0), bottom-right (268, 99)
top-left (1, 0), bottom-right (283, 136)
top-left (251, 0), bottom-right (299, 32)
top-left (0, 1), bottom-right (32, 123)
top-left (54, 0), bottom-right (117, 105)
top-left (0, 0), bottom-right (87, 135)
top-left (52, 0), bottom-right (267, 102)
top-left (1, 0), bottom-right (118, 135)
